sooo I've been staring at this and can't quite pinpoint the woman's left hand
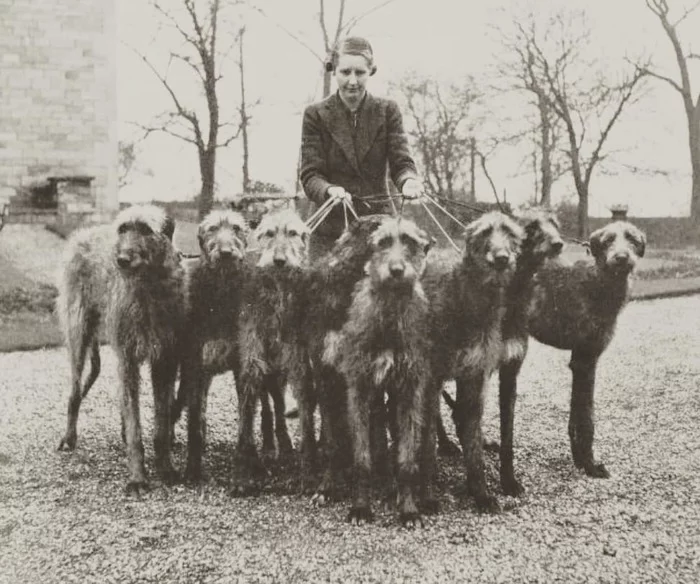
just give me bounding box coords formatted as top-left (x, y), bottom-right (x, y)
top-left (401, 178), bottom-right (424, 200)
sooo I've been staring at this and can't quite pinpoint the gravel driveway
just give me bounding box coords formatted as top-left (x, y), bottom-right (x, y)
top-left (1, 296), bottom-right (699, 583)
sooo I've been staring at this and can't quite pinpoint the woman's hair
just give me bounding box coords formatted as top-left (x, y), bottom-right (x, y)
top-left (325, 36), bottom-right (377, 75)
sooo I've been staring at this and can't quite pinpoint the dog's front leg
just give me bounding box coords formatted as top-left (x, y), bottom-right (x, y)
top-left (456, 370), bottom-right (500, 513)
top-left (347, 378), bottom-right (373, 525)
top-left (118, 351), bottom-right (147, 494)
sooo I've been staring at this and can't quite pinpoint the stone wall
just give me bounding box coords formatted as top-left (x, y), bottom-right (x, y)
top-left (0, 0), bottom-right (117, 216)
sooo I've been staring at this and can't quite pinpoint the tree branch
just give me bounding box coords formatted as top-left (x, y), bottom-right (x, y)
top-left (342, 0), bottom-right (398, 34)
top-left (247, 4), bottom-right (323, 62)
top-left (637, 64), bottom-right (684, 93)
top-left (583, 70), bottom-right (645, 188)
top-left (319, 0), bottom-right (330, 52)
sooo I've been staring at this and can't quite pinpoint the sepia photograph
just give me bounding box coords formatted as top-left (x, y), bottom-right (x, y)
top-left (1, 0), bottom-right (699, 581)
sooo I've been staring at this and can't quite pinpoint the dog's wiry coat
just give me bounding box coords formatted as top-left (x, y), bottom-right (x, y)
top-left (57, 204), bottom-right (184, 491)
top-left (300, 214), bottom-right (390, 501)
top-left (233, 208), bottom-right (313, 494)
top-left (329, 217), bottom-right (433, 527)
top-left (526, 220), bottom-right (646, 478)
top-left (172, 210), bottom-right (250, 481)
top-left (423, 211), bottom-right (524, 511)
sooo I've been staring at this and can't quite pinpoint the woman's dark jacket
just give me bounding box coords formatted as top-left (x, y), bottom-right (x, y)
top-left (300, 92), bottom-right (418, 238)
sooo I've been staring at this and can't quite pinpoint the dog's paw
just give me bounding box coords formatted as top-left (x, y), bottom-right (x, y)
top-left (501, 475), bottom-right (525, 497)
top-left (474, 493), bottom-right (501, 514)
top-left (57, 434), bottom-right (77, 452)
top-left (400, 511), bottom-right (424, 529)
top-left (125, 480), bottom-right (150, 497)
top-left (347, 506), bottom-right (373, 526)
top-left (584, 461), bottom-right (610, 479)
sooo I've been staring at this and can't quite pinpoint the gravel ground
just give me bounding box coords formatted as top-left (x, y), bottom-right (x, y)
top-left (1, 297), bottom-right (699, 583)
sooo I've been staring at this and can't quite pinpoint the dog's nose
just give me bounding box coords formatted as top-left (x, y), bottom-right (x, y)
top-left (493, 253), bottom-right (510, 269)
top-left (116, 255), bottom-right (131, 268)
top-left (274, 257), bottom-right (286, 267)
top-left (389, 262), bottom-right (405, 278)
top-left (551, 240), bottom-right (564, 254)
top-left (220, 248), bottom-right (233, 259)
top-left (612, 251), bottom-right (629, 264)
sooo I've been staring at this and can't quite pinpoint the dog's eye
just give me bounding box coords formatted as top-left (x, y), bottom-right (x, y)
top-left (377, 236), bottom-right (393, 249)
top-left (266, 229), bottom-right (276, 238)
top-left (117, 223), bottom-right (129, 235)
top-left (136, 223), bottom-right (153, 236)
top-left (288, 229), bottom-right (298, 237)
top-left (399, 233), bottom-right (420, 250)
top-left (624, 231), bottom-right (640, 246)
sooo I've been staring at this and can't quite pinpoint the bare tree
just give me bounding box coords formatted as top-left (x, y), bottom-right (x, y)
top-left (134, 0), bottom-right (244, 219)
top-left (512, 11), bottom-right (647, 236)
top-left (237, 26), bottom-right (251, 194)
top-left (644, 0), bottom-right (700, 224)
top-left (494, 13), bottom-right (573, 207)
top-left (394, 75), bottom-right (481, 201)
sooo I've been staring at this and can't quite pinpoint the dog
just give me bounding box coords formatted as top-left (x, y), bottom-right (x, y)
top-left (526, 220), bottom-right (646, 478)
top-left (324, 216), bottom-right (434, 527)
top-left (423, 211), bottom-right (525, 512)
top-left (172, 209), bottom-right (249, 481)
top-left (56, 205), bottom-right (184, 492)
top-left (232, 208), bottom-right (313, 495)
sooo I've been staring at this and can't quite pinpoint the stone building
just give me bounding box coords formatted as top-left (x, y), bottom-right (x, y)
top-left (0, 0), bottom-right (118, 221)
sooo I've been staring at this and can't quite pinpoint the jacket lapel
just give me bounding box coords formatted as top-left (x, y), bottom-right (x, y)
top-left (317, 94), bottom-right (361, 174)
top-left (354, 93), bottom-right (384, 165)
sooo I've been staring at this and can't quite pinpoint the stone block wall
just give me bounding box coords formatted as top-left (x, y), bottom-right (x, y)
top-left (0, 0), bottom-right (117, 215)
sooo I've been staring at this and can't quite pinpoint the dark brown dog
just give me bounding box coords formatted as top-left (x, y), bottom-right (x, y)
top-left (436, 208), bottom-right (564, 497)
top-left (56, 205), bottom-right (183, 492)
top-left (325, 216), bottom-right (434, 527)
top-left (527, 220), bottom-right (646, 478)
top-left (301, 214), bottom-right (389, 502)
top-left (423, 211), bottom-right (524, 512)
top-left (233, 209), bottom-right (312, 495)
top-left (175, 209), bottom-right (249, 482)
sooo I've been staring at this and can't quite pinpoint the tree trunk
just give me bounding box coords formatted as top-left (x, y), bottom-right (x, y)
top-left (198, 147), bottom-right (216, 220)
top-left (576, 184), bottom-right (589, 239)
top-left (239, 28), bottom-right (250, 194)
top-left (468, 137), bottom-right (476, 202)
top-left (689, 107), bottom-right (700, 224)
top-left (540, 99), bottom-right (553, 207)
top-left (323, 68), bottom-right (332, 98)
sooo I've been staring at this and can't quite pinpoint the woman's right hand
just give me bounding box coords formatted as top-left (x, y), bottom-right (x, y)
top-left (326, 186), bottom-right (352, 202)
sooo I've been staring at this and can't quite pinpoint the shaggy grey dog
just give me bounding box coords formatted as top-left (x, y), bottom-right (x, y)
top-left (57, 205), bottom-right (184, 492)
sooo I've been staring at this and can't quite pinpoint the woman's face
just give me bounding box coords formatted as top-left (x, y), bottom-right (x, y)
top-left (334, 53), bottom-right (370, 102)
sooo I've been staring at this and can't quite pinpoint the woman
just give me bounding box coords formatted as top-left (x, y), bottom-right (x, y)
top-left (299, 36), bottom-right (423, 257)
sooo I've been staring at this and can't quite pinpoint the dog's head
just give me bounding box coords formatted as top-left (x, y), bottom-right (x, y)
top-left (198, 209), bottom-right (248, 265)
top-left (463, 211), bottom-right (524, 284)
top-left (113, 205), bottom-right (176, 273)
top-left (516, 207), bottom-right (564, 263)
top-left (365, 217), bottom-right (433, 292)
top-left (326, 214), bottom-right (388, 266)
top-left (255, 208), bottom-right (310, 269)
top-left (589, 221), bottom-right (646, 275)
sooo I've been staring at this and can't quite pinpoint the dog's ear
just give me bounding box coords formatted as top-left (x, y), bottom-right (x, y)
top-left (627, 225), bottom-right (646, 258)
top-left (588, 226), bottom-right (607, 260)
top-left (415, 227), bottom-right (434, 254)
top-left (161, 216), bottom-right (176, 241)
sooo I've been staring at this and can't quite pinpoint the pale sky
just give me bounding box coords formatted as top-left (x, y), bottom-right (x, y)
top-left (116, 0), bottom-right (700, 217)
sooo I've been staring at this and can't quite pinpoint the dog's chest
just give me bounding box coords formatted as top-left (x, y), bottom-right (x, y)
top-left (453, 302), bottom-right (525, 377)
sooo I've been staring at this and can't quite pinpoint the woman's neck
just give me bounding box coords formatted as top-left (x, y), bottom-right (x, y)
top-left (339, 90), bottom-right (366, 112)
